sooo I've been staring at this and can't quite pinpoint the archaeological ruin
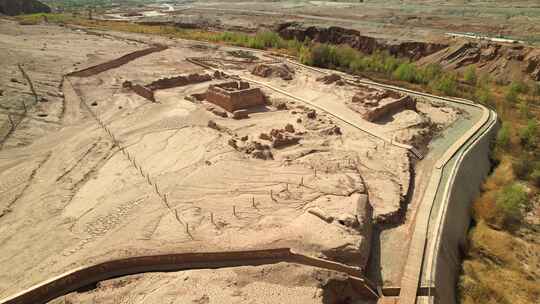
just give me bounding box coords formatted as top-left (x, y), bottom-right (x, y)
top-left (206, 81), bottom-right (265, 112)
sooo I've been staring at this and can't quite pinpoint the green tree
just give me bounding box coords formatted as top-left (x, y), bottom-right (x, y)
top-left (393, 62), bottom-right (418, 83)
top-left (509, 80), bottom-right (529, 94)
top-left (496, 122), bottom-right (511, 150)
top-left (464, 65), bottom-right (477, 85)
top-left (505, 86), bottom-right (519, 104)
top-left (495, 183), bottom-right (529, 228)
top-left (433, 73), bottom-right (458, 96)
top-left (475, 86), bottom-right (493, 105)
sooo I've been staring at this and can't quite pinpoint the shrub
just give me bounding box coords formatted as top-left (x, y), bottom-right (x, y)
top-left (298, 45), bottom-right (313, 66)
top-left (519, 119), bottom-right (538, 149)
top-left (432, 73), bottom-right (458, 96)
top-left (495, 183), bottom-right (528, 228)
top-left (464, 65), bottom-right (477, 85)
top-left (334, 45), bottom-right (358, 70)
top-left (518, 100), bottom-right (531, 118)
top-left (505, 86), bottom-right (519, 104)
top-left (496, 122), bottom-right (511, 150)
top-left (309, 44), bottom-right (337, 68)
top-left (417, 63), bottom-right (443, 84)
top-left (393, 62), bottom-right (418, 83)
top-left (475, 86), bottom-right (493, 105)
top-left (512, 154), bottom-right (534, 180)
top-left (509, 80), bottom-right (529, 94)
top-left (530, 168), bottom-right (540, 187)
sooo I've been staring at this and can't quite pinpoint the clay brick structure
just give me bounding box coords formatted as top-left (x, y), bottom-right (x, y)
top-left (147, 73), bottom-right (212, 91)
top-left (349, 88), bottom-right (416, 122)
top-left (127, 73), bottom-right (212, 102)
top-left (206, 81), bottom-right (265, 112)
top-left (131, 85), bottom-right (155, 102)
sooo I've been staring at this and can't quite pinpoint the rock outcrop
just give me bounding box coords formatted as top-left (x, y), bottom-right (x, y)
top-left (277, 22), bottom-right (447, 60)
top-left (0, 0), bottom-right (50, 16)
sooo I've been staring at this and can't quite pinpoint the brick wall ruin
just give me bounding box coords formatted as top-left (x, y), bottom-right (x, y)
top-left (206, 81), bottom-right (265, 112)
top-left (363, 95), bottom-right (416, 122)
top-left (2, 248), bottom-right (377, 304)
top-left (127, 73), bottom-right (213, 102)
top-left (147, 73), bottom-right (212, 91)
top-left (131, 84), bottom-right (155, 102)
top-left (349, 88), bottom-right (416, 122)
top-left (67, 44), bottom-right (168, 77)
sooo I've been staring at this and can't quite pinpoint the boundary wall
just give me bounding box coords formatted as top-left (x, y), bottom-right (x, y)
top-left (0, 249), bottom-right (377, 304)
top-left (67, 45), bottom-right (167, 77)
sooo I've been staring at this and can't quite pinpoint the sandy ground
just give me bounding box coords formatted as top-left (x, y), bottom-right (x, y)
top-left (0, 19), bottom-right (468, 303)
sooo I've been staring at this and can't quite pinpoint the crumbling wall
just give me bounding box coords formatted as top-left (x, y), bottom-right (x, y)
top-left (1, 248), bottom-right (377, 304)
top-left (131, 85), bottom-right (155, 102)
top-left (128, 73), bottom-right (212, 102)
top-left (362, 96), bottom-right (416, 122)
top-left (67, 44), bottom-right (167, 77)
top-left (146, 73), bottom-right (212, 91)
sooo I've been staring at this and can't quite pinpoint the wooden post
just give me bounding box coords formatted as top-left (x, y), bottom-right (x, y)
top-left (300, 176), bottom-right (303, 186)
top-left (251, 197), bottom-right (256, 208)
top-left (210, 212), bottom-right (215, 225)
top-left (233, 205), bottom-right (237, 217)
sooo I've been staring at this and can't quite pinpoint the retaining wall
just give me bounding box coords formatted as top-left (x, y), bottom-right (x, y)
top-left (0, 248), bottom-right (376, 304)
top-left (67, 45), bottom-right (167, 77)
top-left (432, 119), bottom-right (499, 304)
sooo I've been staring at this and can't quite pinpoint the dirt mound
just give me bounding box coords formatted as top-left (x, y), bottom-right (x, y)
top-left (251, 63), bottom-right (294, 80)
top-left (277, 22), bottom-right (447, 60)
top-left (0, 0), bottom-right (50, 16)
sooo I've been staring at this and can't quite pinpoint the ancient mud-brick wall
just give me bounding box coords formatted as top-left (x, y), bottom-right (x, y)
top-left (146, 73), bottom-right (212, 91)
top-left (363, 96), bottom-right (416, 122)
top-left (130, 73), bottom-right (212, 102)
top-left (67, 44), bottom-right (168, 77)
top-left (132, 85), bottom-right (155, 102)
top-left (2, 248), bottom-right (377, 304)
top-left (206, 81), bottom-right (264, 112)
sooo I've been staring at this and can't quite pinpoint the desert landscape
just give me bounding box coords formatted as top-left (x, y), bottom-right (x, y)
top-left (0, 1), bottom-right (537, 304)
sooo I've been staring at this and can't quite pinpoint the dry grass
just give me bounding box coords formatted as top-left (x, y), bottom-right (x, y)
top-left (459, 221), bottom-right (540, 304)
top-left (472, 158), bottom-right (515, 224)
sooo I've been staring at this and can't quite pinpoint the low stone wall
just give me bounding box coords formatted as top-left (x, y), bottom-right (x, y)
top-left (67, 45), bottom-right (167, 77)
top-left (363, 96), bottom-right (416, 122)
top-left (0, 248), bottom-right (376, 304)
top-left (431, 119), bottom-right (499, 304)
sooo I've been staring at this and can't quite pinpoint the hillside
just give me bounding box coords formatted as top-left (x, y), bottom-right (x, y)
top-left (0, 0), bottom-right (50, 16)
